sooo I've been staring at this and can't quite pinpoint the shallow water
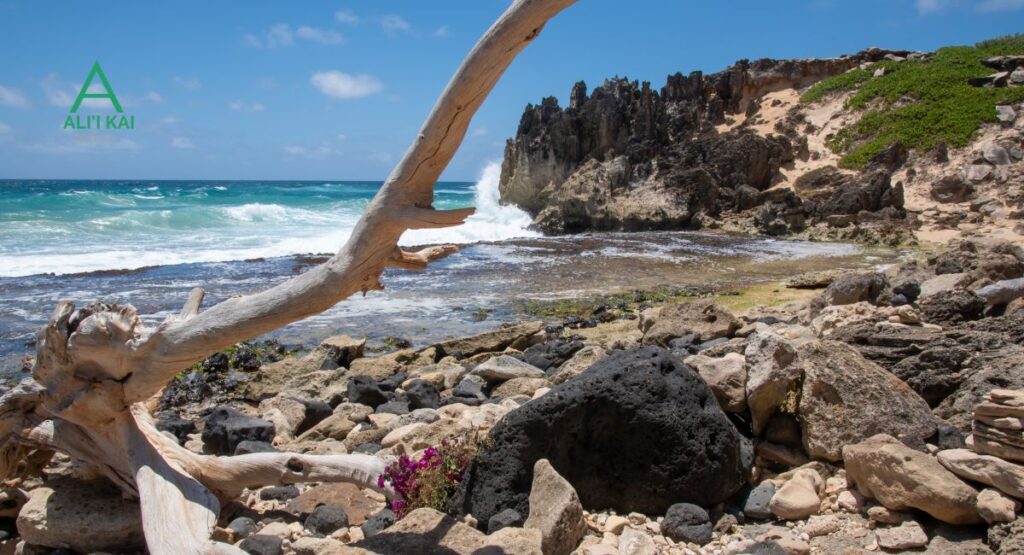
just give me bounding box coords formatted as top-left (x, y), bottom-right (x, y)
top-left (0, 229), bottom-right (899, 372)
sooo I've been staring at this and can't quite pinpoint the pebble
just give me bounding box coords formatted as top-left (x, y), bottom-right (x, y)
top-left (875, 521), bottom-right (928, 550)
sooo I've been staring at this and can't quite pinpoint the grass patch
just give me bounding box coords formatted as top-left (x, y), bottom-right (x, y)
top-left (802, 35), bottom-right (1024, 169)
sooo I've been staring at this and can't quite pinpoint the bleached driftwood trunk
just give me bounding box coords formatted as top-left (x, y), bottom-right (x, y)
top-left (0, 1), bottom-right (576, 552)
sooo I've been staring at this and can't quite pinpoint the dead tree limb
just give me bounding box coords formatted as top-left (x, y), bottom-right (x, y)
top-left (0, 0), bottom-right (576, 553)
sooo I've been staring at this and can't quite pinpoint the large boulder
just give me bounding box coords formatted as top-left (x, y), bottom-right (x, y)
top-left (919, 289), bottom-right (986, 325)
top-left (449, 347), bottom-right (749, 526)
top-left (823, 272), bottom-right (888, 306)
top-left (843, 434), bottom-right (981, 524)
top-left (642, 300), bottom-right (739, 346)
top-left (201, 407), bottom-right (275, 455)
top-left (17, 477), bottom-right (145, 553)
top-left (797, 341), bottom-right (935, 461)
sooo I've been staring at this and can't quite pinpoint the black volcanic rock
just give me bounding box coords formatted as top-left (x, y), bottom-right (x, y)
top-left (498, 53), bottom-right (909, 234)
top-left (449, 347), bottom-right (749, 526)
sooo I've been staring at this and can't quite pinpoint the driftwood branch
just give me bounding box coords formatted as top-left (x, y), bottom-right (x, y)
top-left (1, 0), bottom-right (577, 552)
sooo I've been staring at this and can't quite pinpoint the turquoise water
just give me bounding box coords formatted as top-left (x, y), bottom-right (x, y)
top-left (0, 166), bottom-right (535, 278)
top-left (0, 164), bottom-right (881, 372)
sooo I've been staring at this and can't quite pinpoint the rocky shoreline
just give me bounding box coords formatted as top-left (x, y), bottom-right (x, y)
top-left (4, 237), bottom-right (1024, 554)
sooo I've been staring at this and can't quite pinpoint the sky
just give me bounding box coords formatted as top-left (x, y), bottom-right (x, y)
top-left (0, 0), bottom-right (1022, 181)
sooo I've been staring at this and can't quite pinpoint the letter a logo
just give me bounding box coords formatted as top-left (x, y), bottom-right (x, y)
top-left (70, 61), bottom-right (123, 113)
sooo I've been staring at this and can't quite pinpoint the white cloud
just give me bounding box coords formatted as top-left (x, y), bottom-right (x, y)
top-left (144, 91), bottom-right (164, 103)
top-left (42, 74), bottom-right (75, 107)
top-left (380, 15), bottom-right (411, 34)
top-left (243, 33), bottom-right (262, 48)
top-left (246, 24), bottom-right (344, 47)
top-left (0, 85), bottom-right (30, 108)
top-left (173, 76), bottom-right (201, 91)
top-left (160, 115), bottom-right (179, 125)
top-left (978, 0), bottom-right (1024, 11)
top-left (434, 25), bottom-right (450, 38)
top-left (310, 71), bottom-right (383, 99)
top-left (266, 23), bottom-right (294, 48)
top-left (228, 100), bottom-right (266, 112)
top-left (472, 127), bottom-right (488, 137)
top-left (336, 133), bottom-right (347, 141)
top-left (171, 136), bottom-right (195, 149)
top-left (0, 122), bottom-right (11, 134)
top-left (283, 142), bottom-right (335, 160)
top-left (296, 26), bottom-right (344, 45)
top-left (335, 9), bottom-right (358, 24)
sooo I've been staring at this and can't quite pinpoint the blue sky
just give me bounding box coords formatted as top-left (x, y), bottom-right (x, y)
top-left (0, 0), bottom-right (1022, 181)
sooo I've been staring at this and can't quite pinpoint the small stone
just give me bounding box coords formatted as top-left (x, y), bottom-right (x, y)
top-left (801, 515), bottom-right (841, 538)
top-left (471, 355), bottom-right (546, 383)
top-left (404, 379), bottom-right (441, 410)
top-left (227, 517), bottom-right (258, 540)
top-left (360, 508), bottom-right (396, 538)
top-left (304, 504), bottom-right (349, 535)
top-left (867, 505), bottom-right (913, 525)
top-left (983, 142), bottom-right (1012, 165)
top-left (662, 503), bottom-right (712, 545)
top-left (487, 508), bottom-right (524, 534)
top-left (604, 515), bottom-right (629, 535)
top-left (259, 485), bottom-right (300, 502)
top-left (618, 527), bottom-right (657, 555)
top-left (874, 521), bottom-right (928, 550)
top-left (347, 375), bottom-right (388, 408)
top-left (744, 482), bottom-right (776, 520)
top-left (999, 104), bottom-right (1015, 124)
top-left (239, 534), bottom-right (284, 555)
top-left (837, 490), bottom-right (865, 513)
top-left (769, 469), bottom-right (822, 520)
top-left (977, 488), bottom-right (1019, 524)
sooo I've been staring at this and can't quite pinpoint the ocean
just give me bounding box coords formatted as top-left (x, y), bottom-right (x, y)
top-left (0, 163), bottom-right (884, 372)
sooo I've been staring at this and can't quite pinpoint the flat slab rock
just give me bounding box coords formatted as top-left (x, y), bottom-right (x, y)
top-left (449, 347), bottom-right (750, 526)
top-left (16, 477), bottom-right (145, 553)
top-left (352, 508), bottom-right (542, 554)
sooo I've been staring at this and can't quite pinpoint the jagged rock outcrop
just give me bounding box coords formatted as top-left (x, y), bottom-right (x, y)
top-left (499, 51), bottom-right (908, 234)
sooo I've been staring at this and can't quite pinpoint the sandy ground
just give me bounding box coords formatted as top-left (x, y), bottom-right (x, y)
top-left (719, 81), bottom-right (1024, 247)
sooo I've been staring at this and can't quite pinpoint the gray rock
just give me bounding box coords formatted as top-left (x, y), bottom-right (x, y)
top-left (304, 504), bottom-right (349, 535)
top-left (983, 142), bottom-right (1012, 165)
top-left (662, 503), bottom-right (713, 545)
top-left (239, 534), bottom-right (284, 555)
top-left (744, 482), bottom-right (777, 520)
top-left (201, 408), bottom-right (275, 456)
top-left (361, 508), bottom-right (396, 538)
top-left (405, 379), bottom-right (441, 410)
top-left (471, 355), bottom-right (546, 384)
top-left (487, 508), bottom-right (524, 534)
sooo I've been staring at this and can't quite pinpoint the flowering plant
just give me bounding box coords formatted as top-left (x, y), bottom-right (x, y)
top-left (377, 437), bottom-right (476, 518)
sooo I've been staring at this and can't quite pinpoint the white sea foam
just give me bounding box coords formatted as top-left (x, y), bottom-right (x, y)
top-left (0, 162), bottom-right (536, 277)
top-left (401, 162), bottom-right (539, 246)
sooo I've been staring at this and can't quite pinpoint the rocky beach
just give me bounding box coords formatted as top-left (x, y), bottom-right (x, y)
top-left (4, 26), bottom-right (1024, 555)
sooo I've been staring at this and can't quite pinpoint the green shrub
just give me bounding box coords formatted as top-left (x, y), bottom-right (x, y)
top-left (802, 38), bottom-right (1024, 169)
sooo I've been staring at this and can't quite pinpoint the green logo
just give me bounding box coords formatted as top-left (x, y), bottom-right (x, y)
top-left (64, 61), bottom-right (134, 131)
